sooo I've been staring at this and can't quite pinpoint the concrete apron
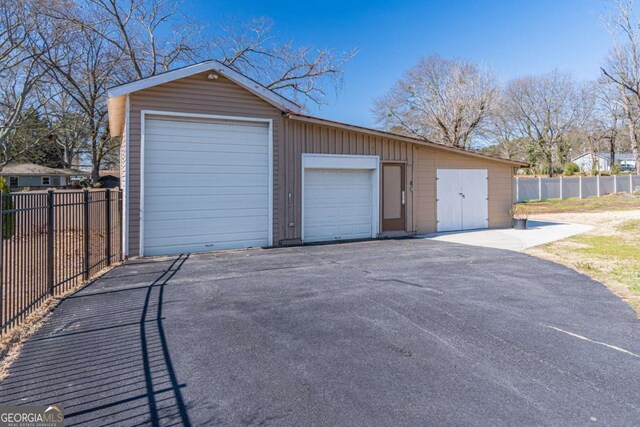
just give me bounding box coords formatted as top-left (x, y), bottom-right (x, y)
top-left (417, 220), bottom-right (593, 252)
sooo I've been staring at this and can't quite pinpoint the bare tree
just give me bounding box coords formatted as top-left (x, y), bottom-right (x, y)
top-left (212, 18), bottom-right (357, 105)
top-left (0, 0), bottom-right (53, 167)
top-left (372, 55), bottom-right (497, 149)
top-left (49, 0), bottom-right (204, 82)
top-left (42, 90), bottom-right (90, 168)
top-left (583, 81), bottom-right (624, 172)
top-left (42, 6), bottom-right (122, 182)
top-left (601, 0), bottom-right (640, 174)
top-left (488, 95), bottom-right (525, 160)
top-left (502, 71), bottom-right (584, 176)
top-left (49, 3), bottom-right (355, 106)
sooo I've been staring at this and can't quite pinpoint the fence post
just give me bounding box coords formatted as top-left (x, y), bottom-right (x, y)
top-left (597, 175), bottom-right (601, 197)
top-left (0, 190), bottom-right (3, 328)
top-left (579, 176), bottom-right (583, 199)
top-left (105, 189), bottom-right (111, 266)
top-left (47, 190), bottom-right (55, 296)
top-left (83, 189), bottom-right (90, 280)
top-left (118, 189), bottom-right (123, 261)
top-left (538, 177), bottom-right (542, 200)
top-left (559, 176), bottom-right (563, 199)
top-left (614, 175), bottom-right (617, 193)
top-left (631, 174), bottom-right (634, 193)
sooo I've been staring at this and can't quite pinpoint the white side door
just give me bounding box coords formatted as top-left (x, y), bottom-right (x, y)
top-left (437, 169), bottom-right (488, 232)
top-left (461, 169), bottom-right (488, 230)
top-left (436, 169), bottom-right (463, 232)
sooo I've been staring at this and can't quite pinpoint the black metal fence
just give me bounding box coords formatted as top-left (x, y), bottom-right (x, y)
top-left (0, 188), bottom-right (122, 334)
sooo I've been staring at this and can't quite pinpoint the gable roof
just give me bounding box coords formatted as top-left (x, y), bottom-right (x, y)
top-left (286, 113), bottom-right (529, 167)
top-left (107, 60), bottom-right (302, 137)
top-left (1, 163), bottom-right (90, 176)
top-left (106, 60), bottom-right (528, 167)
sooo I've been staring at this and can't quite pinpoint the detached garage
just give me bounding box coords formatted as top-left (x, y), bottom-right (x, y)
top-left (107, 60), bottom-right (527, 258)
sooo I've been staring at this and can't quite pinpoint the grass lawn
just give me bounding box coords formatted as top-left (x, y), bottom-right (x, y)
top-left (525, 202), bottom-right (640, 315)
top-left (520, 193), bottom-right (640, 214)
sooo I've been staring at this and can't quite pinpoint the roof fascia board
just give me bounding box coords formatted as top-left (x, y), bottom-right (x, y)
top-left (107, 60), bottom-right (301, 113)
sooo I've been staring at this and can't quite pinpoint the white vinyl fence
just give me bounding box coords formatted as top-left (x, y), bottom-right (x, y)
top-left (513, 175), bottom-right (640, 202)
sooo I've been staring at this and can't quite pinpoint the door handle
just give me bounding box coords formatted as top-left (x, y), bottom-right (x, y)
top-left (401, 190), bottom-right (406, 206)
top-left (459, 192), bottom-right (465, 199)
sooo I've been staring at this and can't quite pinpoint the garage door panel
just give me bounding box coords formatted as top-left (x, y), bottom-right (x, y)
top-left (144, 217), bottom-right (268, 235)
top-left (303, 168), bottom-right (374, 243)
top-left (145, 236), bottom-right (268, 257)
top-left (146, 206), bottom-right (267, 220)
top-left (143, 116), bottom-right (270, 256)
top-left (147, 121), bottom-right (268, 136)
top-left (147, 119), bottom-right (268, 135)
top-left (144, 172), bottom-right (268, 188)
top-left (144, 189), bottom-right (268, 200)
top-left (146, 143), bottom-right (269, 156)
top-left (146, 165), bottom-right (269, 176)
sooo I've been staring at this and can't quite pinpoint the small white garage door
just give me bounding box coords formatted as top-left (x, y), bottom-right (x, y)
top-left (303, 169), bottom-right (374, 243)
top-left (142, 115), bottom-right (270, 256)
top-left (437, 169), bottom-right (488, 232)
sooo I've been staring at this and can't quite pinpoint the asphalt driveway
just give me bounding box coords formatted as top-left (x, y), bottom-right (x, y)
top-left (1, 239), bottom-right (639, 426)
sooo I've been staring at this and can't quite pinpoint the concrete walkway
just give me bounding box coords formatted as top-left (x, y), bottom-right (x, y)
top-left (419, 220), bottom-right (593, 251)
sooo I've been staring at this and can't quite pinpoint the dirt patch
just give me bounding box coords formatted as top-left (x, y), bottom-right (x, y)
top-left (526, 209), bottom-right (640, 315)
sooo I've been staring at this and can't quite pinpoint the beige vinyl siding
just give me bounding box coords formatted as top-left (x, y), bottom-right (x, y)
top-left (282, 119), bottom-right (416, 243)
top-left (414, 147), bottom-right (514, 233)
top-left (127, 72), bottom-right (283, 256)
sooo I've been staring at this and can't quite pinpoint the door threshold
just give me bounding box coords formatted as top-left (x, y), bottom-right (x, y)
top-left (379, 231), bottom-right (412, 238)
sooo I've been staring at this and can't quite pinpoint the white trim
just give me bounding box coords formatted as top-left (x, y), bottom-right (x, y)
top-left (139, 110), bottom-right (273, 257)
top-left (302, 153), bottom-right (379, 170)
top-left (124, 95), bottom-right (130, 257)
top-left (140, 111), bottom-right (146, 258)
top-left (108, 60), bottom-right (301, 113)
top-left (300, 153), bottom-right (380, 243)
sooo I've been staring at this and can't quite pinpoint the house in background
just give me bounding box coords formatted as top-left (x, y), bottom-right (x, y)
top-left (0, 163), bottom-right (90, 191)
top-left (572, 152), bottom-right (637, 173)
top-left (98, 170), bottom-right (121, 188)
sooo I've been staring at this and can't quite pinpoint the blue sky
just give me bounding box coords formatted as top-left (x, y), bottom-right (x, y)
top-left (193, 0), bottom-right (613, 127)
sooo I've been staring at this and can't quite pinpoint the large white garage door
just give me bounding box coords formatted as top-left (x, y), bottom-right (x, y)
top-left (436, 169), bottom-right (488, 232)
top-left (142, 116), bottom-right (270, 256)
top-left (303, 169), bottom-right (374, 243)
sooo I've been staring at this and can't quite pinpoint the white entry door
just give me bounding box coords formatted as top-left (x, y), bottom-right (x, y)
top-left (437, 169), bottom-right (488, 232)
top-left (142, 115), bottom-right (271, 257)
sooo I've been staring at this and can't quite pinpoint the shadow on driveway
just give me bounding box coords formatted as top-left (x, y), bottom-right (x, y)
top-left (0, 254), bottom-right (192, 426)
top-left (0, 239), bottom-right (639, 426)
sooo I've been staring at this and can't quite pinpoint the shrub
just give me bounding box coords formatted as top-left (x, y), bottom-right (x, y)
top-left (509, 203), bottom-right (529, 219)
top-left (0, 177), bottom-right (15, 239)
top-left (563, 162), bottom-right (580, 176)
